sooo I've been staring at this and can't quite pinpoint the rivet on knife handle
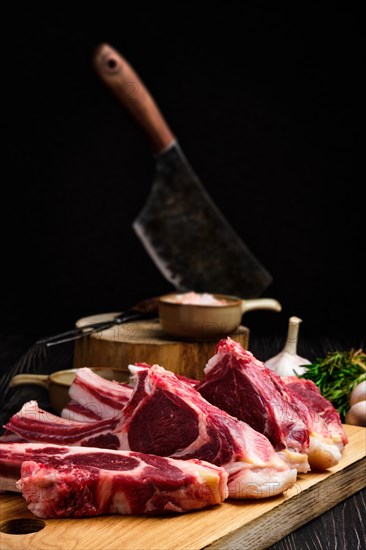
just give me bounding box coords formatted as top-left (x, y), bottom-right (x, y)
top-left (93, 43), bottom-right (175, 153)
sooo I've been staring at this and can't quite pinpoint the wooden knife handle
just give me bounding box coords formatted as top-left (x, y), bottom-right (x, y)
top-left (93, 44), bottom-right (175, 153)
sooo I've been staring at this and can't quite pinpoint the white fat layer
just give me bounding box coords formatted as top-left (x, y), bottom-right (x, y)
top-left (226, 464), bottom-right (297, 499)
top-left (277, 449), bottom-right (310, 473)
top-left (68, 385), bottom-right (122, 420)
top-left (308, 436), bottom-right (342, 469)
top-left (203, 351), bottom-right (222, 374)
top-left (127, 364), bottom-right (143, 376)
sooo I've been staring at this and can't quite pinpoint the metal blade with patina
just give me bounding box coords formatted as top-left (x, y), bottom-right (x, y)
top-left (133, 143), bottom-right (272, 298)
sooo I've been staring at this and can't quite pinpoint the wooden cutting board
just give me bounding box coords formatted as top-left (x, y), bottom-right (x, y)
top-left (0, 425), bottom-right (365, 550)
top-left (73, 316), bottom-right (249, 380)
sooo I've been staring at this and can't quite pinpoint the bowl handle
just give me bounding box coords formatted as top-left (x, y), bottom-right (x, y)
top-left (9, 374), bottom-right (50, 389)
top-left (241, 298), bottom-right (282, 313)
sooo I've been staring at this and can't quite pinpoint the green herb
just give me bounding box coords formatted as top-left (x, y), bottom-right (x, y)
top-left (300, 348), bottom-right (366, 421)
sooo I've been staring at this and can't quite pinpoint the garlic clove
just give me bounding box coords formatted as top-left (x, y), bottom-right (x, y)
top-left (265, 316), bottom-right (311, 377)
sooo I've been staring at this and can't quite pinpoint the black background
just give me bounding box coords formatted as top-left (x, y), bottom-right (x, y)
top-left (1, 6), bottom-right (362, 341)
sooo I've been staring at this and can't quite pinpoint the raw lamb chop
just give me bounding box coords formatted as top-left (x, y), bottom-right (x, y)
top-left (196, 338), bottom-right (311, 472)
top-left (280, 376), bottom-right (348, 468)
top-left (196, 338), bottom-right (347, 470)
top-left (4, 365), bottom-right (296, 499)
top-left (0, 442), bottom-right (227, 516)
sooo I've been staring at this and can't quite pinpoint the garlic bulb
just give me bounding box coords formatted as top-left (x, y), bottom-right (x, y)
top-left (265, 316), bottom-right (311, 376)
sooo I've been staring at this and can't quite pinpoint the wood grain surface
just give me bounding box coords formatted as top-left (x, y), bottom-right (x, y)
top-left (0, 424), bottom-right (365, 550)
top-left (73, 317), bottom-right (249, 379)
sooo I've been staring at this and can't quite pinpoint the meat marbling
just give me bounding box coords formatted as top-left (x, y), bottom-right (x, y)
top-left (0, 442), bottom-right (228, 516)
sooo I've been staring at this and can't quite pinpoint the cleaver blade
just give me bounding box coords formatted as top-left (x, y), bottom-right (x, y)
top-left (94, 44), bottom-right (272, 298)
top-left (133, 144), bottom-right (272, 298)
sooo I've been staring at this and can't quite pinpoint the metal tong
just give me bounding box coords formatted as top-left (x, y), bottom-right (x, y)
top-left (36, 297), bottom-right (160, 347)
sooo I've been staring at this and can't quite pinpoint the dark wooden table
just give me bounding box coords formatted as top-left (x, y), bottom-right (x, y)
top-left (0, 332), bottom-right (365, 549)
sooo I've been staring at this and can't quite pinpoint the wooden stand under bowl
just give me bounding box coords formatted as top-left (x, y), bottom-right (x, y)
top-left (73, 314), bottom-right (249, 380)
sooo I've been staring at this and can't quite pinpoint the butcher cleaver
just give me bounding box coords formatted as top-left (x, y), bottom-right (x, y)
top-left (93, 44), bottom-right (272, 298)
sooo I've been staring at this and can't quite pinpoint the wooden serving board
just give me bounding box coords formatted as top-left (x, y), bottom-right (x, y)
top-left (73, 316), bottom-right (249, 380)
top-left (0, 425), bottom-right (365, 550)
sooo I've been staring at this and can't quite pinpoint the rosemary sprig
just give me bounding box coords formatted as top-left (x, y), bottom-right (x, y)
top-left (300, 348), bottom-right (366, 421)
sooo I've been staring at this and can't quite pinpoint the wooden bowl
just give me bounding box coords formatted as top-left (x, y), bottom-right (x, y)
top-left (158, 293), bottom-right (281, 341)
